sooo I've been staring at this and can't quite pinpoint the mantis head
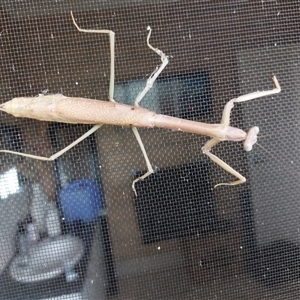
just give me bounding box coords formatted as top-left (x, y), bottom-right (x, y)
top-left (243, 126), bottom-right (259, 152)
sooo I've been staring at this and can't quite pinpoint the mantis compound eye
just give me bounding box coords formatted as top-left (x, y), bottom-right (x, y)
top-left (244, 126), bottom-right (259, 152)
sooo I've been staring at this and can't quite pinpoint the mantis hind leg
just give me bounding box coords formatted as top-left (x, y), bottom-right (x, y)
top-left (70, 11), bottom-right (115, 102)
top-left (0, 124), bottom-right (103, 161)
top-left (0, 14), bottom-right (113, 164)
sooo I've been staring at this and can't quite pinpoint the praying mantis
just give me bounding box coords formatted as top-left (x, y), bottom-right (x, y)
top-left (0, 12), bottom-right (281, 195)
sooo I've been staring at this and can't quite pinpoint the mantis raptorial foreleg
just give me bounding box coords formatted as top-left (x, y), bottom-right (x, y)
top-left (202, 75), bottom-right (280, 187)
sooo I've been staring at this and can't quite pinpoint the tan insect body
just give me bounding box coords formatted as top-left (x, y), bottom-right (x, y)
top-left (0, 12), bottom-right (281, 194)
top-left (1, 94), bottom-right (246, 142)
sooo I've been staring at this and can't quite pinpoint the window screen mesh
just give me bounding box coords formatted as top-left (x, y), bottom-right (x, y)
top-left (0, 1), bottom-right (299, 299)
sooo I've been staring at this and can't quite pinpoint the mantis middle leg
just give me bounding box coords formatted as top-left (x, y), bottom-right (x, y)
top-left (72, 12), bottom-right (167, 194)
top-left (73, 16), bottom-right (169, 193)
top-left (131, 27), bottom-right (169, 194)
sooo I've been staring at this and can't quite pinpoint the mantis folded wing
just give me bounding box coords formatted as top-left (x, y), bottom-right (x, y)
top-left (0, 12), bottom-right (281, 195)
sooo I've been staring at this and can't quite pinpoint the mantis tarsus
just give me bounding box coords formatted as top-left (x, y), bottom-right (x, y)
top-left (0, 12), bottom-right (281, 195)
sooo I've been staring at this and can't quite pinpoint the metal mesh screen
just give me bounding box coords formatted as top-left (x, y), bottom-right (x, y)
top-left (0, 1), bottom-right (299, 299)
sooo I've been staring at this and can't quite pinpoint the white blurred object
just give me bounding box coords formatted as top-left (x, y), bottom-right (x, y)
top-left (31, 183), bottom-right (61, 237)
top-left (10, 235), bottom-right (84, 283)
top-left (26, 222), bottom-right (40, 244)
top-left (0, 184), bottom-right (31, 275)
top-left (46, 201), bottom-right (62, 238)
top-left (31, 183), bottom-right (48, 234)
top-left (9, 183), bottom-right (84, 282)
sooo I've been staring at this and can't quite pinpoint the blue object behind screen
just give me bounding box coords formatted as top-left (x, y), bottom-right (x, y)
top-left (59, 179), bottom-right (103, 223)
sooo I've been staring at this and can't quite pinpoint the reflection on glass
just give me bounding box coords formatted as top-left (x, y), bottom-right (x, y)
top-left (0, 168), bottom-right (20, 199)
